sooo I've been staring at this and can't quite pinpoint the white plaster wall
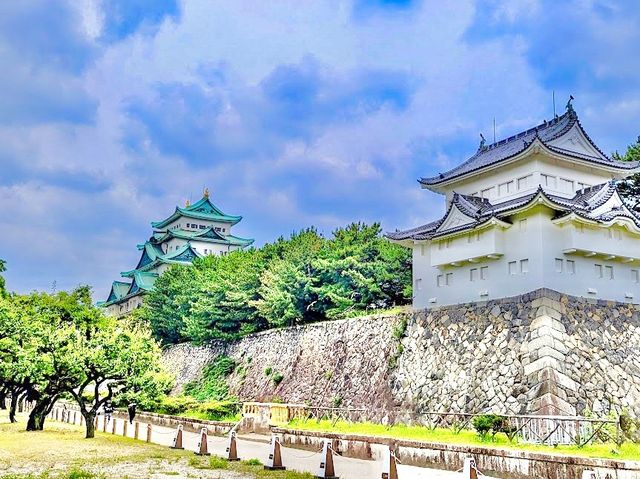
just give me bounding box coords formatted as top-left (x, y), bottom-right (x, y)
top-left (440, 153), bottom-right (616, 204)
top-left (162, 218), bottom-right (233, 234)
top-left (412, 206), bottom-right (640, 307)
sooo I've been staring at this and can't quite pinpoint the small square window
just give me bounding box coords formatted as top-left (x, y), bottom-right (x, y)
top-left (605, 265), bottom-right (614, 280)
top-left (437, 275), bottom-right (444, 287)
top-left (446, 273), bottom-right (453, 286)
top-left (632, 269), bottom-right (639, 283)
top-left (555, 258), bottom-right (563, 273)
top-left (519, 219), bottom-right (527, 231)
top-left (508, 261), bottom-right (517, 275)
top-left (517, 176), bottom-right (529, 190)
top-left (415, 278), bottom-right (422, 291)
top-left (567, 260), bottom-right (575, 275)
top-left (480, 266), bottom-right (489, 280)
top-left (520, 259), bottom-right (529, 274)
top-left (595, 264), bottom-right (603, 278)
top-left (470, 268), bottom-right (478, 282)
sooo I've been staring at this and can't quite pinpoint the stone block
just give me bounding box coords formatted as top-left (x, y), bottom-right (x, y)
top-left (530, 315), bottom-right (566, 334)
top-left (531, 297), bottom-right (563, 312)
top-left (524, 356), bottom-right (560, 376)
top-left (536, 305), bottom-right (563, 320)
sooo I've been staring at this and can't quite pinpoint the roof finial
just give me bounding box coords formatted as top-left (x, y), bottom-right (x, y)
top-left (566, 95), bottom-right (575, 114)
top-left (478, 133), bottom-right (486, 152)
top-left (203, 187), bottom-right (210, 198)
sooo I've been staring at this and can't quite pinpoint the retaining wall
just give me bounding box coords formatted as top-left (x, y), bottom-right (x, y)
top-left (273, 427), bottom-right (640, 479)
top-left (163, 288), bottom-right (640, 416)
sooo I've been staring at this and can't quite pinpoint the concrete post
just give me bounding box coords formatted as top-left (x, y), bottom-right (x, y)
top-left (112, 417), bottom-right (117, 434)
top-left (123, 420), bottom-right (128, 437)
top-left (146, 423), bottom-right (152, 443)
top-left (134, 422), bottom-right (140, 440)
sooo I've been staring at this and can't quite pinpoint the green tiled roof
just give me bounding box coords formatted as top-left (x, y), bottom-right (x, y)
top-left (121, 241), bottom-right (201, 277)
top-left (154, 226), bottom-right (254, 247)
top-left (105, 281), bottom-right (131, 304)
top-left (151, 195), bottom-right (242, 229)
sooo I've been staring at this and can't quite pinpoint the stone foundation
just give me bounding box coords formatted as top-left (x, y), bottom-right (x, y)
top-left (163, 288), bottom-right (640, 416)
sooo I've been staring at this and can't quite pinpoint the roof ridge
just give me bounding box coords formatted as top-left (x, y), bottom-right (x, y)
top-left (481, 111), bottom-right (572, 152)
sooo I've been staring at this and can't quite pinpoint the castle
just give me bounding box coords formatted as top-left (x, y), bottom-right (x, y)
top-left (102, 190), bottom-right (253, 316)
top-left (388, 103), bottom-right (640, 307)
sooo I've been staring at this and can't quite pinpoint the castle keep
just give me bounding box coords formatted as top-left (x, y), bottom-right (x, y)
top-left (102, 191), bottom-right (253, 316)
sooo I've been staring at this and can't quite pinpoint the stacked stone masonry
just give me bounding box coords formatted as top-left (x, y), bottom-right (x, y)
top-left (163, 288), bottom-right (640, 416)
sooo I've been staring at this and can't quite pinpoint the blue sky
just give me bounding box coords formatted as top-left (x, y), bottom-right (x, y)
top-left (1, 0), bottom-right (640, 300)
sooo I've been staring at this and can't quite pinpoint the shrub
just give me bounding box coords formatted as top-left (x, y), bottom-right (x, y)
top-left (183, 356), bottom-right (236, 401)
top-left (272, 372), bottom-right (284, 385)
top-left (472, 414), bottom-right (511, 439)
top-left (243, 458), bottom-right (262, 466)
top-left (156, 396), bottom-right (199, 416)
top-left (392, 317), bottom-right (408, 339)
top-left (209, 456), bottom-right (228, 469)
top-left (264, 366), bottom-right (273, 376)
top-left (197, 400), bottom-right (241, 420)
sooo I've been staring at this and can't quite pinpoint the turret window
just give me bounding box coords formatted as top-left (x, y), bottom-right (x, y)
top-left (517, 175), bottom-right (532, 190)
top-left (632, 270), bottom-right (639, 283)
top-left (559, 178), bottom-right (575, 193)
top-left (541, 174), bottom-right (557, 188)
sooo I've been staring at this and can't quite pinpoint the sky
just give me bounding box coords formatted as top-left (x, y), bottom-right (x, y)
top-left (1, 0), bottom-right (640, 300)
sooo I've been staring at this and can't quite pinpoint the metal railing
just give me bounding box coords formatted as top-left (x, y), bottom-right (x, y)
top-left (258, 404), bottom-right (619, 447)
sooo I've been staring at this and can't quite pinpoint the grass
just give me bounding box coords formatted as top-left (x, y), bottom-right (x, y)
top-left (0, 412), bottom-right (311, 479)
top-left (284, 419), bottom-right (640, 461)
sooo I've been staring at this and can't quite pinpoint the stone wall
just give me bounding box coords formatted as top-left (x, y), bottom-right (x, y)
top-left (163, 289), bottom-right (640, 416)
top-left (163, 312), bottom-right (407, 410)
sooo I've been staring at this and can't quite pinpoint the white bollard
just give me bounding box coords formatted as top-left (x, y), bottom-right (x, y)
top-left (195, 427), bottom-right (210, 456)
top-left (171, 424), bottom-right (184, 450)
top-left (226, 430), bottom-right (240, 461)
top-left (264, 435), bottom-right (285, 470)
top-left (462, 457), bottom-right (478, 479)
top-left (381, 446), bottom-right (399, 479)
top-left (316, 440), bottom-right (338, 479)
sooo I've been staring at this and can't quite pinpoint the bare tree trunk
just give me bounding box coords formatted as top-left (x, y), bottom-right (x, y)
top-left (82, 411), bottom-right (97, 438)
top-left (9, 394), bottom-right (18, 423)
top-left (26, 397), bottom-right (54, 431)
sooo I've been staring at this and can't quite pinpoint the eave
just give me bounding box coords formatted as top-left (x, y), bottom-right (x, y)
top-left (421, 137), bottom-right (640, 194)
top-left (151, 208), bottom-right (242, 229)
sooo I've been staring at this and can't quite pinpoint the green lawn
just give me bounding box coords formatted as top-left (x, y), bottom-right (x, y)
top-left (284, 419), bottom-right (640, 461)
top-left (0, 413), bottom-right (311, 479)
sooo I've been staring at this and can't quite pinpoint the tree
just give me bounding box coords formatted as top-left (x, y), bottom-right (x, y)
top-left (0, 259), bottom-right (6, 297)
top-left (613, 135), bottom-right (640, 202)
top-left (0, 287), bottom-right (171, 436)
top-left (185, 249), bottom-right (265, 343)
top-left (253, 229), bottom-right (324, 327)
top-left (64, 317), bottom-right (169, 438)
top-left (139, 222), bottom-right (412, 344)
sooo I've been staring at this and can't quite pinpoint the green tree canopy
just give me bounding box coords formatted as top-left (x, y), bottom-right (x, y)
top-left (139, 222), bottom-right (412, 344)
top-left (0, 259), bottom-right (6, 296)
top-left (613, 135), bottom-right (640, 201)
top-left (0, 286), bottom-right (170, 436)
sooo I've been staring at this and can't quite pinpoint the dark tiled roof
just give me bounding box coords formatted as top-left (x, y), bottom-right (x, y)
top-left (420, 111), bottom-right (639, 186)
top-left (386, 182), bottom-right (640, 241)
